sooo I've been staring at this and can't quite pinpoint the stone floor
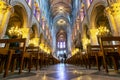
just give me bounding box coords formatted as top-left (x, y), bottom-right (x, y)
top-left (1, 63), bottom-right (120, 80)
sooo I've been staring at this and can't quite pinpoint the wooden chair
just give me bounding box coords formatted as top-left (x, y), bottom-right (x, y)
top-left (26, 46), bottom-right (39, 72)
top-left (0, 39), bottom-right (15, 77)
top-left (8, 38), bottom-right (27, 74)
top-left (0, 38), bottom-right (27, 77)
top-left (99, 36), bottom-right (120, 73)
top-left (87, 45), bottom-right (102, 70)
top-left (39, 52), bottom-right (44, 68)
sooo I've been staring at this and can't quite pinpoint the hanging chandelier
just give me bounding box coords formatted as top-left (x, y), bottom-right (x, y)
top-left (8, 26), bottom-right (22, 38)
top-left (97, 26), bottom-right (109, 37)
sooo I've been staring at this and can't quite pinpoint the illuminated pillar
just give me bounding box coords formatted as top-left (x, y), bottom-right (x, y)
top-left (109, 3), bottom-right (120, 35)
top-left (21, 27), bottom-right (29, 38)
top-left (105, 7), bottom-right (119, 36)
top-left (29, 37), bottom-right (39, 46)
top-left (82, 29), bottom-right (90, 50)
top-left (21, 27), bottom-right (29, 46)
top-left (0, 1), bottom-right (13, 38)
top-left (90, 28), bottom-right (98, 45)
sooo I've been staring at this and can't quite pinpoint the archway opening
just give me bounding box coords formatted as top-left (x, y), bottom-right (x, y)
top-left (95, 5), bottom-right (112, 37)
top-left (5, 5), bottom-right (27, 39)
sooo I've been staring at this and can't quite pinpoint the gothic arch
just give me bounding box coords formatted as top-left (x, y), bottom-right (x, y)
top-left (5, 3), bottom-right (28, 38)
top-left (10, 1), bottom-right (29, 28)
top-left (89, 0), bottom-right (107, 28)
top-left (30, 24), bottom-right (39, 39)
top-left (90, 4), bottom-right (112, 35)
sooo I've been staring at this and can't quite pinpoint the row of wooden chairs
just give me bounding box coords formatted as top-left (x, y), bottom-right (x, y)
top-left (66, 53), bottom-right (88, 68)
top-left (66, 36), bottom-right (120, 73)
top-left (99, 36), bottom-right (120, 72)
top-left (0, 38), bottom-right (27, 77)
top-left (0, 38), bottom-right (60, 78)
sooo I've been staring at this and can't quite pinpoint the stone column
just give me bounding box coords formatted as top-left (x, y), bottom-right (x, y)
top-left (51, 28), bottom-right (56, 55)
top-left (105, 7), bottom-right (119, 36)
top-left (81, 29), bottom-right (90, 50)
top-left (21, 27), bottom-right (29, 46)
top-left (29, 37), bottom-right (39, 46)
top-left (90, 28), bottom-right (98, 45)
top-left (0, 1), bottom-right (14, 38)
top-left (109, 3), bottom-right (120, 36)
top-left (82, 36), bottom-right (90, 50)
top-left (67, 25), bottom-right (71, 55)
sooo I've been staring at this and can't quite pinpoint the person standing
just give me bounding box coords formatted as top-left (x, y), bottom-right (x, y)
top-left (63, 53), bottom-right (67, 62)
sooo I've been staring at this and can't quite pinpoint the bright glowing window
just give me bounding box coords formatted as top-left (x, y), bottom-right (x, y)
top-left (36, 12), bottom-right (40, 21)
top-left (63, 42), bottom-right (65, 48)
top-left (57, 41), bottom-right (66, 49)
top-left (28, 0), bottom-right (32, 6)
top-left (42, 20), bottom-right (45, 30)
top-left (26, 0), bottom-right (32, 7)
top-left (60, 42), bottom-right (63, 48)
top-left (80, 8), bottom-right (84, 21)
top-left (57, 42), bottom-right (60, 48)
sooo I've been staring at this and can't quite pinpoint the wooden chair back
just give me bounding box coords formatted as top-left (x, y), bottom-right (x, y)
top-left (0, 38), bottom-right (26, 55)
top-left (26, 46), bottom-right (39, 58)
top-left (8, 38), bottom-right (26, 53)
top-left (99, 36), bottom-right (120, 72)
top-left (0, 38), bottom-right (27, 77)
top-left (87, 45), bottom-right (100, 56)
top-left (0, 39), bottom-right (10, 54)
top-left (99, 36), bottom-right (120, 55)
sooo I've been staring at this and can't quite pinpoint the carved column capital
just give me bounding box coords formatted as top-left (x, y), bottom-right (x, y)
top-left (0, 1), bottom-right (8, 14)
top-left (105, 3), bottom-right (120, 16)
top-left (110, 3), bottom-right (120, 16)
top-left (0, 1), bottom-right (14, 14)
top-left (105, 7), bottom-right (111, 15)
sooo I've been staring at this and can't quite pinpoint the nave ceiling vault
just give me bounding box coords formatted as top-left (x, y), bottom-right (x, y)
top-left (49, 0), bottom-right (72, 44)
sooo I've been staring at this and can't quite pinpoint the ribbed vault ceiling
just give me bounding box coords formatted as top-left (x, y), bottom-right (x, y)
top-left (50, 0), bottom-right (71, 18)
top-left (49, 0), bottom-right (72, 41)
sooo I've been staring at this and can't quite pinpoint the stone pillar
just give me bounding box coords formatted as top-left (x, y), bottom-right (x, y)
top-left (0, 1), bottom-right (14, 38)
top-left (105, 7), bottom-right (119, 36)
top-left (108, 3), bottom-right (120, 36)
top-left (29, 37), bottom-right (39, 46)
top-left (90, 28), bottom-right (98, 45)
top-left (82, 36), bottom-right (90, 50)
top-left (21, 27), bottom-right (29, 46)
top-left (67, 26), bottom-right (71, 55)
top-left (51, 28), bottom-right (56, 55)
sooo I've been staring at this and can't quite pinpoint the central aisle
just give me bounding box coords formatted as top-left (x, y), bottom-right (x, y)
top-left (4, 63), bottom-right (120, 80)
